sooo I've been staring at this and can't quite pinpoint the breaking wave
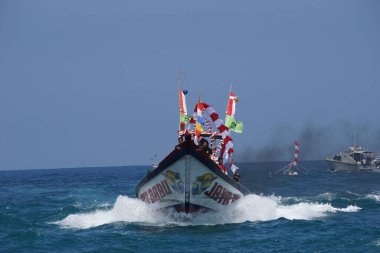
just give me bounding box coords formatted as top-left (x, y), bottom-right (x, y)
top-left (365, 193), bottom-right (380, 202)
top-left (54, 194), bottom-right (361, 229)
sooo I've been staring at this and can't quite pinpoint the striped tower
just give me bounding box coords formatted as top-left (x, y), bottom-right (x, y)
top-left (293, 141), bottom-right (299, 166)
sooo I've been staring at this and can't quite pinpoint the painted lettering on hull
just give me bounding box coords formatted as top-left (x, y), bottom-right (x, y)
top-left (204, 182), bottom-right (240, 205)
top-left (140, 180), bottom-right (172, 203)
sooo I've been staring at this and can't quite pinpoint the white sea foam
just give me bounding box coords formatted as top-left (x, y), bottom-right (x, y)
top-left (55, 194), bottom-right (361, 229)
top-left (365, 193), bottom-right (380, 202)
top-left (346, 191), bottom-right (362, 197)
top-left (55, 196), bottom-right (159, 229)
top-left (316, 192), bottom-right (335, 201)
top-left (278, 192), bottom-right (336, 204)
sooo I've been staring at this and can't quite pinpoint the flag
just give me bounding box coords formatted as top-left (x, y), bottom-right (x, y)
top-left (198, 102), bottom-right (234, 161)
top-left (231, 164), bottom-right (239, 174)
top-left (180, 114), bottom-right (192, 123)
top-left (225, 115), bottom-right (244, 133)
top-left (225, 91), bottom-right (244, 133)
top-left (194, 102), bottom-right (204, 144)
top-left (179, 89), bottom-right (189, 131)
top-left (196, 103), bottom-right (205, 125)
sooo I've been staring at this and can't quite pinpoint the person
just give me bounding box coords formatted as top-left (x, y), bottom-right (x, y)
top-left (175, 136), bottom-right (183, 150)
top-left (196, 138), bottom-right (205, 152)
top-left (217, 157), bottom-right (227, 174)
top-left (202, 139), bottom-right (212, 157)
top-left (233, 172), bottom-right (240, 182)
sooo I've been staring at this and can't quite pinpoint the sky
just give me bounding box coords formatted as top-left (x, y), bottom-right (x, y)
top-left (0, 0), bottom-right (379, 170)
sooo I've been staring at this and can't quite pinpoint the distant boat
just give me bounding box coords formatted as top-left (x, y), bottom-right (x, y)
top-left (326, 132), bottom-right (380, 172)
top-left (326, 145), bottom-right (380, 172)
top-left (270, 141), bottom-right (310, 176)
top-left (135, 87), bottom-right (249, 213)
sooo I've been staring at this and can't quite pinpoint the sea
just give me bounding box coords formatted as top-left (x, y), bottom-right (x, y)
top-left (1, 161), bottom-right (380, 253)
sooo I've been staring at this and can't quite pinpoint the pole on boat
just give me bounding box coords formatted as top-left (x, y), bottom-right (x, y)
top-left (176, 69), bottom-right (182, 87)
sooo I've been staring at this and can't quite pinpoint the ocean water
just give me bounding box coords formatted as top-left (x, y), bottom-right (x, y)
top-left (1, 161), bottom-right (379, 252)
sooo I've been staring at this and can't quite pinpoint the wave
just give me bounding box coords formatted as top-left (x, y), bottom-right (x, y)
top-left (275, 192), bottom-right (337, 204)
top-left (283, 191), bottom-right (380, 204)
top-left (345, 191), bottom-right (380, 203)
top-left (365, 193), bottom-right (380, 202)
top-left (54, 194), bottom-right (361, 229)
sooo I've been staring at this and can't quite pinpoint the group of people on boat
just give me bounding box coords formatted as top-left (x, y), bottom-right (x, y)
top-left (176, 135), bottom-right (240, 182)
top-left (197, 138), bottom-right (213, 157)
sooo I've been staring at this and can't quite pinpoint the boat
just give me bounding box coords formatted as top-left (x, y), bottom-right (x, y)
top-left (135, 87), bottom-right (250, 213)
top-left (326, 145), bottom-right (380, 172)
top-left (270, 141), bottom-right (310, 176)
top-left (326, 132), bottom-right (380, 172)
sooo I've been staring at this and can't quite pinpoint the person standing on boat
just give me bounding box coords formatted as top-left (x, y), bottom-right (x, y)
top-left (175, 136), bottom-right (183, 150)
top-left (233, 172), bottom-right (240, 182)
top-left (197, 138), bottom-right (205, 149)
top-left (202, 139), bottom-right (213, 157)
top-left (217, 157), bottom-right (227, 174)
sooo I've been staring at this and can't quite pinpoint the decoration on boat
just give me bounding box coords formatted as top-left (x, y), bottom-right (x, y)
top-left (162, 170), bottom-right (185, 194)
top-left (139, 179), bottom-right (173, 204)
top-left (192, 102), bottom-right (234, 163)
top-left (225, 88), bottom-right (244, 134)
top-left (179, 89), bottom-right (191, 130)
top-left (194, 101), bottom-right (205, 145)
top-left (204, 182), bottom-right (241, 205)
top-left (192, 173), bottom-right (217, 195)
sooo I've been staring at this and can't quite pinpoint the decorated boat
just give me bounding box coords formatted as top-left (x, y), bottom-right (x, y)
top-left (270, 141), bottom-right (310, 176)
top-left (135, 87), bottom-right (250, 213)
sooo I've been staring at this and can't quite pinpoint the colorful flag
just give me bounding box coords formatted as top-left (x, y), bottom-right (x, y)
top-left (180, 114), bottom-right (192, 123)
top-left (225, 91), bottom-right (244, 133)
top-left (194, 102), bottom-right (204, 144)
top-left (225, 115), bottom-right (244, 133)
top-left (179, 89), bottom-right (190, 131)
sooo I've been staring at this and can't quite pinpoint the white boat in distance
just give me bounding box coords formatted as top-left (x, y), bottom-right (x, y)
top-left (326, 145), bottom-right (380, 172)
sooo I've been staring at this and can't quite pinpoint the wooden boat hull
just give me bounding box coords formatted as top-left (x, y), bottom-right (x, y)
top-left (135, 136), bottom-right (250, 213)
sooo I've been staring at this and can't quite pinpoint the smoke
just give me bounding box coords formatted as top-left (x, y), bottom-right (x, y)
top-left (236, 121), bottom-right (380, 162)
top-left (237, 126), bottom-right (294, 162)
top-left (297, 124), bottom-right (332, 160)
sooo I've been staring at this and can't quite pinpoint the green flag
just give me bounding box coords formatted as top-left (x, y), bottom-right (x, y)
top-left (180, 114), bottom-right (192, 123)
top-left (225, 115), bottom-right (244, 133)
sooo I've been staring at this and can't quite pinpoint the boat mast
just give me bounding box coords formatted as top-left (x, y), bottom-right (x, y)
top-left (176, 69), bottom-right (182, 87)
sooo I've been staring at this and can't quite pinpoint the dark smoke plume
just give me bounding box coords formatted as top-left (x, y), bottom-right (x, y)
top-left (236, 122), bottom-right (380, 162)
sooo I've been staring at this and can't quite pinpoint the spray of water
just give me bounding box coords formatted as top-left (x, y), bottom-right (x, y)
top-left (365, 193), bottom-right (380, 202)
top-left (54, 194), bottom-right (361, 229)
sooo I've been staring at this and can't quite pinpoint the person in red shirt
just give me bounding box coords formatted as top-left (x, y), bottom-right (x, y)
top-left (217, 157), bottom-right (227, 174)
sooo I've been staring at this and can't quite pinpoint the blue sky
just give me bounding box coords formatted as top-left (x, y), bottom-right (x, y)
top-left (0, 0), bottom-right (379, 170)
